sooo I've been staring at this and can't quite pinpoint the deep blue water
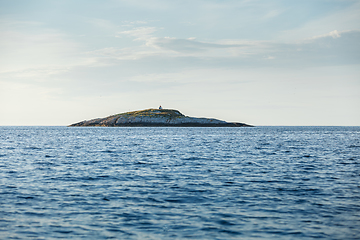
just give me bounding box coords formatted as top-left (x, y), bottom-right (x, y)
top-left (0, 126), bottom-right (359, 239)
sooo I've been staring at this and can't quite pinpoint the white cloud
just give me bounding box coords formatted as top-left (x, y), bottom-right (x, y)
top-left (311, 30), bottom-right (341, 39)
top-left (121, 20), bottom-right (148, 27)
top-left (329, 30), bottom-right (341, 39)
top-left (87, 48), bottom-right (152, 61)
top-left (277, 1), bottom-right (360, 41)
top-left (117, 27), bottom-right (158, 41)
top-left (147, 37), bottom-right (249, 52)
top-left (88, 29), bottom-right (360, 68)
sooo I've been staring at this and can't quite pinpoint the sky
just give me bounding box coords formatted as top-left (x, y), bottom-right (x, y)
top-left (0, 0), bottom-right (359, 126)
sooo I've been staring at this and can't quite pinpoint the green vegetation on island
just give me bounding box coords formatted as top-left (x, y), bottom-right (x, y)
top-left (113, 109), bottom-right (184, 119)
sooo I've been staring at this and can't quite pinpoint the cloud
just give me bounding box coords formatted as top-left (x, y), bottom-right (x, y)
top-left (277, 1), bottom-right (360, 41)
top-left (2, 16), bottom-right (358, 86)
top-left (117, 27), bottom-right (158, 41)
top-left (90, 28), bottom-right (360, 68)
top-left (121, 20), bottom-right (148, 27)
top-left (311, 30), bottom-right (341, 39)
top-left (147, 37), bottom-right (251, 53)
top-left (329, 30), bottom-right (341, 39)
top-left (279, 30), bottom-right (360, 66)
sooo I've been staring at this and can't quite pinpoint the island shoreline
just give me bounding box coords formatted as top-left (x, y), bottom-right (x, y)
top-left (69, 108), bottom-right (253, 127)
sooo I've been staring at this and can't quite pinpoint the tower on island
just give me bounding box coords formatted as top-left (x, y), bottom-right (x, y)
top-left (159, 105), bottom-right (163, 110)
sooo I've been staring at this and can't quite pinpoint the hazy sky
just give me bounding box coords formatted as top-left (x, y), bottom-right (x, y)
top-left (1, 0), bottom-right (359, 126)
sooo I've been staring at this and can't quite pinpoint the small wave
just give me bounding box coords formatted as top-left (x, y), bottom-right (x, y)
top-left (101, 149), bottom-right (116, 153)
top-left (17, 196), bottom-right (35, 199)
top-left (219, 229), bottom-right (242, 235)
top-left (135, 161), bottom-right (149, 165)
top-left (259, 142), bottom-right (271, 146)
top-left (245, 161), bottom-right (261, 166)
top-left (81, 176), bottom-right (99, 181)
top-left (98, 175), bottom-right (110, 178)
top-left (225, 181), bottom-right (235, 184)
top-left (24, 146), bottom-right (42, 150)
top-left (106, 228), bottom-right (132, 234)
top-left (217, 219), bottom-right (235, 226)
top-left (147, 197), bottom-right (163, 203)
top-left (117, 213), bottom-right (143, 221)
top-left (99, 138), bottom-right (112, 142)
top-left (34, 162), bottom-right (57, 167)
top-left (348, 145), bottom-right (360, 148)
top-left (165, 196), bottom-right (206, 204)
top-left (201, 227), bottom-right (242, 235)
top-left (53, 230), bottom-right (74, 234)
top-left (183, 157), bottom-right (211, 161)
top-left (24, 211), bottom-right (46, 216)
top-left (339, 161), bottom-right (352, 165)
top-left (165, 198), bottom-right (183, 203)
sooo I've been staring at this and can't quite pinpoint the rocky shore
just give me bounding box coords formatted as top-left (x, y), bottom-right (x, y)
top-left (69, 109), bottom-right (253, 127)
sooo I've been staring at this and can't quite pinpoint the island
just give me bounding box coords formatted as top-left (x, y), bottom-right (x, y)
top-left (69, 108), bottom-right (253, 127)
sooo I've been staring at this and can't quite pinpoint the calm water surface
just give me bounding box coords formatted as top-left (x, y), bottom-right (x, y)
top-left (0, 126), bottom-right (359, 239)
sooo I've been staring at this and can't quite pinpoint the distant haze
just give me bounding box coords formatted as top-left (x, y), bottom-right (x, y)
top-left (0, 0), bottom-right (359, 126)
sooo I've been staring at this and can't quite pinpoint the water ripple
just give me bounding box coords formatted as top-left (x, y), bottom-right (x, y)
top-left (0, 126), bottom-right (359, 239)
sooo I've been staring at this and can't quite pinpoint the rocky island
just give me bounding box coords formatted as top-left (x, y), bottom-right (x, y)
top-left (69, 108), bottom-right (253, 127)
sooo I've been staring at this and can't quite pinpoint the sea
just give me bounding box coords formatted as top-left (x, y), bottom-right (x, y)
top-left (0, 126), bottom-right (359, 239)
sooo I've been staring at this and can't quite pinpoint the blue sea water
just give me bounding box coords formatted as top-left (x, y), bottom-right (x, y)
top-left (0, 126), bottom-right (359, 239)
